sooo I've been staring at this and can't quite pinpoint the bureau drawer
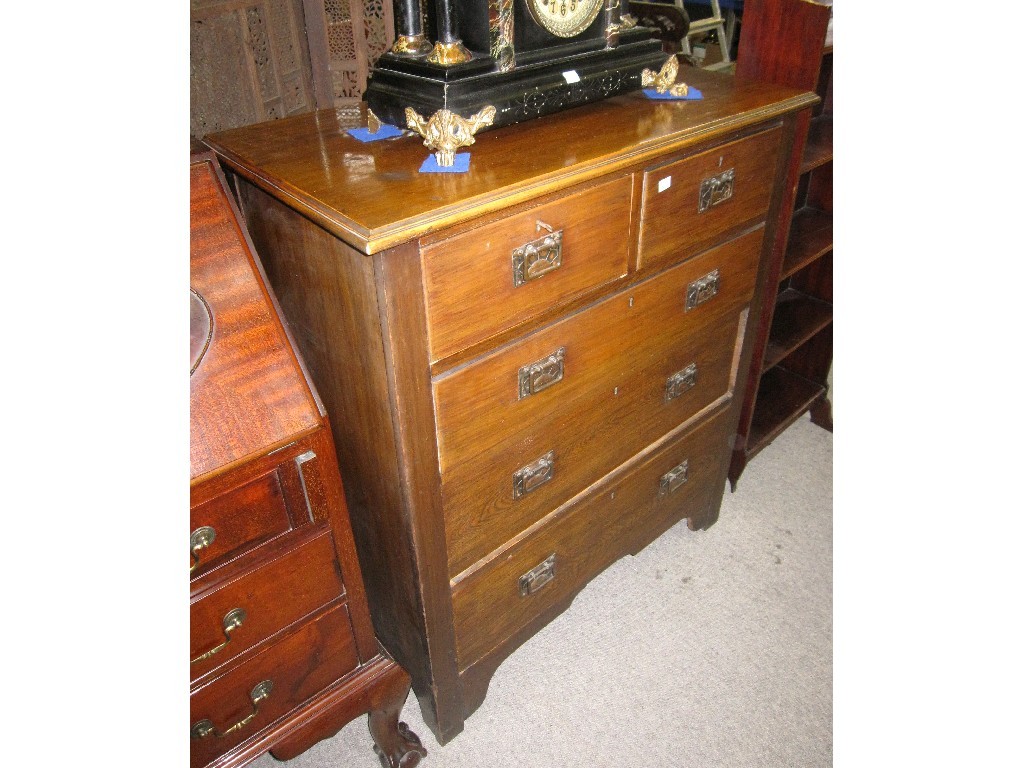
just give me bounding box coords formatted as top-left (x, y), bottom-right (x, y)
top-left (190, 601), bottom-right (359, 768)
top-left (420, 175), bottom-right (633, 363)
top-left (436, 226), bottom-right (763, 577)
top-left (190, 470), bottom-right (292, 578)
top-left (637, 126), bottom-right (781, 272)
top-left (190, 527), bottom-right (345, 680)
top-left (451, 406), bottom-right (731, 671)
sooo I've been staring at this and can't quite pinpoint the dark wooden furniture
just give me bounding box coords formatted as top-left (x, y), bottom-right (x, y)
top-left (728, 0), bottom-right (833, 489)
top-left (631, 1), bottom-right (691, 53)
top-left (204, 66), bottom-right (816, 744)
top-left (190, 152), bottom-right (426, 768)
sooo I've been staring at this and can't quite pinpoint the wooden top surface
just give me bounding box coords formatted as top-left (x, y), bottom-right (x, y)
top-left (190, 154), bottom-right (323, 483)
top-left (204, 67), bottom-right (817, 254)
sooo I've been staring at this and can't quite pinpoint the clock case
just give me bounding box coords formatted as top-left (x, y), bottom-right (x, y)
top-left (364, 1), bottom-right (665, 131)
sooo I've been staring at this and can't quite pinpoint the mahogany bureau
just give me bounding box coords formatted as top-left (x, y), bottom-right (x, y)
top-left (205, 66), bottom-right (817, 744)
top-left (189, 152), bottom-right (426, 768)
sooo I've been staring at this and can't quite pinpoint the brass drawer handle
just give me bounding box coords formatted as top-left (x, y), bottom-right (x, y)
top-left (512, 220), bottom-right (563, 287)
top-left (519, 347), bottom-right (566, 399)
top-left (519, 553), bottom-right (557, 597)
top-left (190, 525), bottom-right (216, 572)
top-left (513, 450), bottom-right (555, 499)
top-left (698, 168), bottom-right (735, 212)
top-left (191, 608), bottom-right (247, 664)
top-left (191, 680), bottom-right (274, 740)
top-left (685, 269), bottom-right (720, 311)
top-left (659, 460), bottom-right (689, 497)
top-left (665, 363), bottom-right (698, 402)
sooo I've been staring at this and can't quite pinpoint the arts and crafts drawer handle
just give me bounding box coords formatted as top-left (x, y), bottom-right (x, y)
top-left (512, 451), bottom-right (555, 499)
top-left (685, 269), bottom-right (720, 311)
top-left (191, 608), bottom-right (247, 664)
top-left (519, 554), bottom-right (557, 597)
top-left (698, 168), bottom-right (734, 212)
top-left (190, 680), bottom-right (274, 739)
top-left (512, 220), bottom-right (563, 287)
top-left (519, 347), bottom-right (566, 399)
top-left (665, 363), bottom-right (698, 402)
top-left (659, 460), bottom-right (689, 497)
top-left (190, 525), bottom-right (217, 572)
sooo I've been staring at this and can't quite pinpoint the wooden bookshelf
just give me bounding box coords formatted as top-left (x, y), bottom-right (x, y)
top-left (763, 288), bottom-right (833, 370)
top-left (728, 0), bottom-right (833, 489)
top-left (748, 367), bottom-right (827, 456)
top-left (781, 207), bottom-right (832, 280)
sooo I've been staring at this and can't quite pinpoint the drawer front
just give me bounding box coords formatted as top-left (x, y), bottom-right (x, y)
top-left (435, 226), bottom-right (763, 577)
top-left (451, 407), bottom-right (731, 671)
top-left (637, 127), bottom-right (781, 272)
top-left (190, 471), bottom-right (292, 578)
top-left (190, 528), bottom-right (345, 680)
top-left (421, 175), bottom-right (633, 363)
top-left (190, 602), bottom-right (359, 768)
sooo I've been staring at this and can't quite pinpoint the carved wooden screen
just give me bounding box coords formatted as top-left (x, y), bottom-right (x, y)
top-left (191, 0), bottom-right (392, 138)
top-left (310, 0), bottom-right (394, 108)
top-left (191, 0), bottom-right (321, 137)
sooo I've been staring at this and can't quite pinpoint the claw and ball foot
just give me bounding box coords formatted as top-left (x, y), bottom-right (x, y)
top-left (371, 716), bottom-right (426, 768)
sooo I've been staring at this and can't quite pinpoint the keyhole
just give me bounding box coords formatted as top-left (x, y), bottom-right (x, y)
top-left (718, 156), bottom-right (723, 167)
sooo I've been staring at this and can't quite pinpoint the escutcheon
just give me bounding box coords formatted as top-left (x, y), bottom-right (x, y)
top-left (659, 460), bottom-right (689, 497)
top-left (519, 347), bottom-right (566, 399)
top-left (685, 270), bottom-right (720, 311)
top-left (512, 221), bottom-right (563, 287)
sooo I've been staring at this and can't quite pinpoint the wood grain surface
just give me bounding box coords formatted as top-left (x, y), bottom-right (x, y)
top-left (205, 67), bottom-right (815, 253)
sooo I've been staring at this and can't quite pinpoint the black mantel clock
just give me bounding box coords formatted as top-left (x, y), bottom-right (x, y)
top-left (364, 0), bottom-right (665, 133)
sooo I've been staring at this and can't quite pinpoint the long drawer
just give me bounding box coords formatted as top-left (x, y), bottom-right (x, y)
top-left (435, 226), bottom-right (763, 577)
top-left (190, 602), bottom-right (359, 768)
top-left (420, 175), bottom-right (633, 363)
top-left (450, 406), bottom-right (732, 671)
top-left (637, 126), bottom-right (781, 273)
top-left (190, 527), bottom-right (345, 680)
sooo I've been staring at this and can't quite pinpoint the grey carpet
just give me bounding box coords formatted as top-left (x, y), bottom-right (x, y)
top-left (253, 412), bottom-right (833, 767)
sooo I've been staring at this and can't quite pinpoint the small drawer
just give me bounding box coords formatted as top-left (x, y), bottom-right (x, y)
top-left (190, 602), bottom-right (359, 768)
top-left (420, 175), bottom-right (633, 363)
top-left (637, 126), bottom-right (781, 272)
top-left (190, 528), bottom-right (345, 680)
top-left (435, 226), bottom-right (763, 577)
top-left (451, 407), bottom-right (731, 671)
top-left (190, 470), bottom-right (292, 578)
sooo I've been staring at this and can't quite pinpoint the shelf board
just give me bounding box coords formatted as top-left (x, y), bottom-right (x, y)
top-left (781, 206), bottom-right (832, 280)
top-left (747, 367), bottom-right (826, 458)
top-left (801, 114), bottom-right (832, 173)
top-left (763, 289), bottom-right (833, 371)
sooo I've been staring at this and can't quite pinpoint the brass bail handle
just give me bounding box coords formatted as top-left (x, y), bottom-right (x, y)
top-left (191, 680), bottom-right (274, 740)
top-left (190, 608), bottom-right (247, 664)
top-left (190, 526), bottom-right (216, 572)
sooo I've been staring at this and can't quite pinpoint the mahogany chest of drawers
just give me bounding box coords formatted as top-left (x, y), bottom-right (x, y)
top-left (205, 66), bottom-right (817, 744)
top-left (189, 153), bottom-right (426, 767)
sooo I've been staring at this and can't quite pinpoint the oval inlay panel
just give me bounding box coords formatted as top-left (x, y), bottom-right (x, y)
top-left (190, 289), bottom-right (213, 375)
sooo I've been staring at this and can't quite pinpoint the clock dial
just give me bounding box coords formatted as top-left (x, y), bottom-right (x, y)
top-left (526, 0), bottom-right (605, 38)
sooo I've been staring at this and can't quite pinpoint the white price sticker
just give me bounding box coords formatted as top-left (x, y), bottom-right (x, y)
top-left (562, 70), bottom-right (581, 84)
top-left (658, 176), bottom-right (672, 193)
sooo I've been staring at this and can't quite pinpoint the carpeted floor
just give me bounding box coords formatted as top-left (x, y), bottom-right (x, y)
top-left (252, 412), bottom-right (833, 768)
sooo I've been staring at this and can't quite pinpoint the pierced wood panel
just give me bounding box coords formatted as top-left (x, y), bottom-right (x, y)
top-left (315, 0), bottom-right (393, 108)
top-left (192, 0), bottom-right (392, 135)
top-left (191, 0), bottom-right (320, 138)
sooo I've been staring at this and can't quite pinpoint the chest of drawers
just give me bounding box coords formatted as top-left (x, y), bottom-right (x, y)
top-left (189, 153), bottom-right (426, 768)
top-left (205, 66), bottom-right (817, 744)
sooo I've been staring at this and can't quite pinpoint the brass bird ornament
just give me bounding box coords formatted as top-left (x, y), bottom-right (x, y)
top-left (405, 105), bottom-right (497, 167)
top-left (641, 55), bottom-right (690, 97)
